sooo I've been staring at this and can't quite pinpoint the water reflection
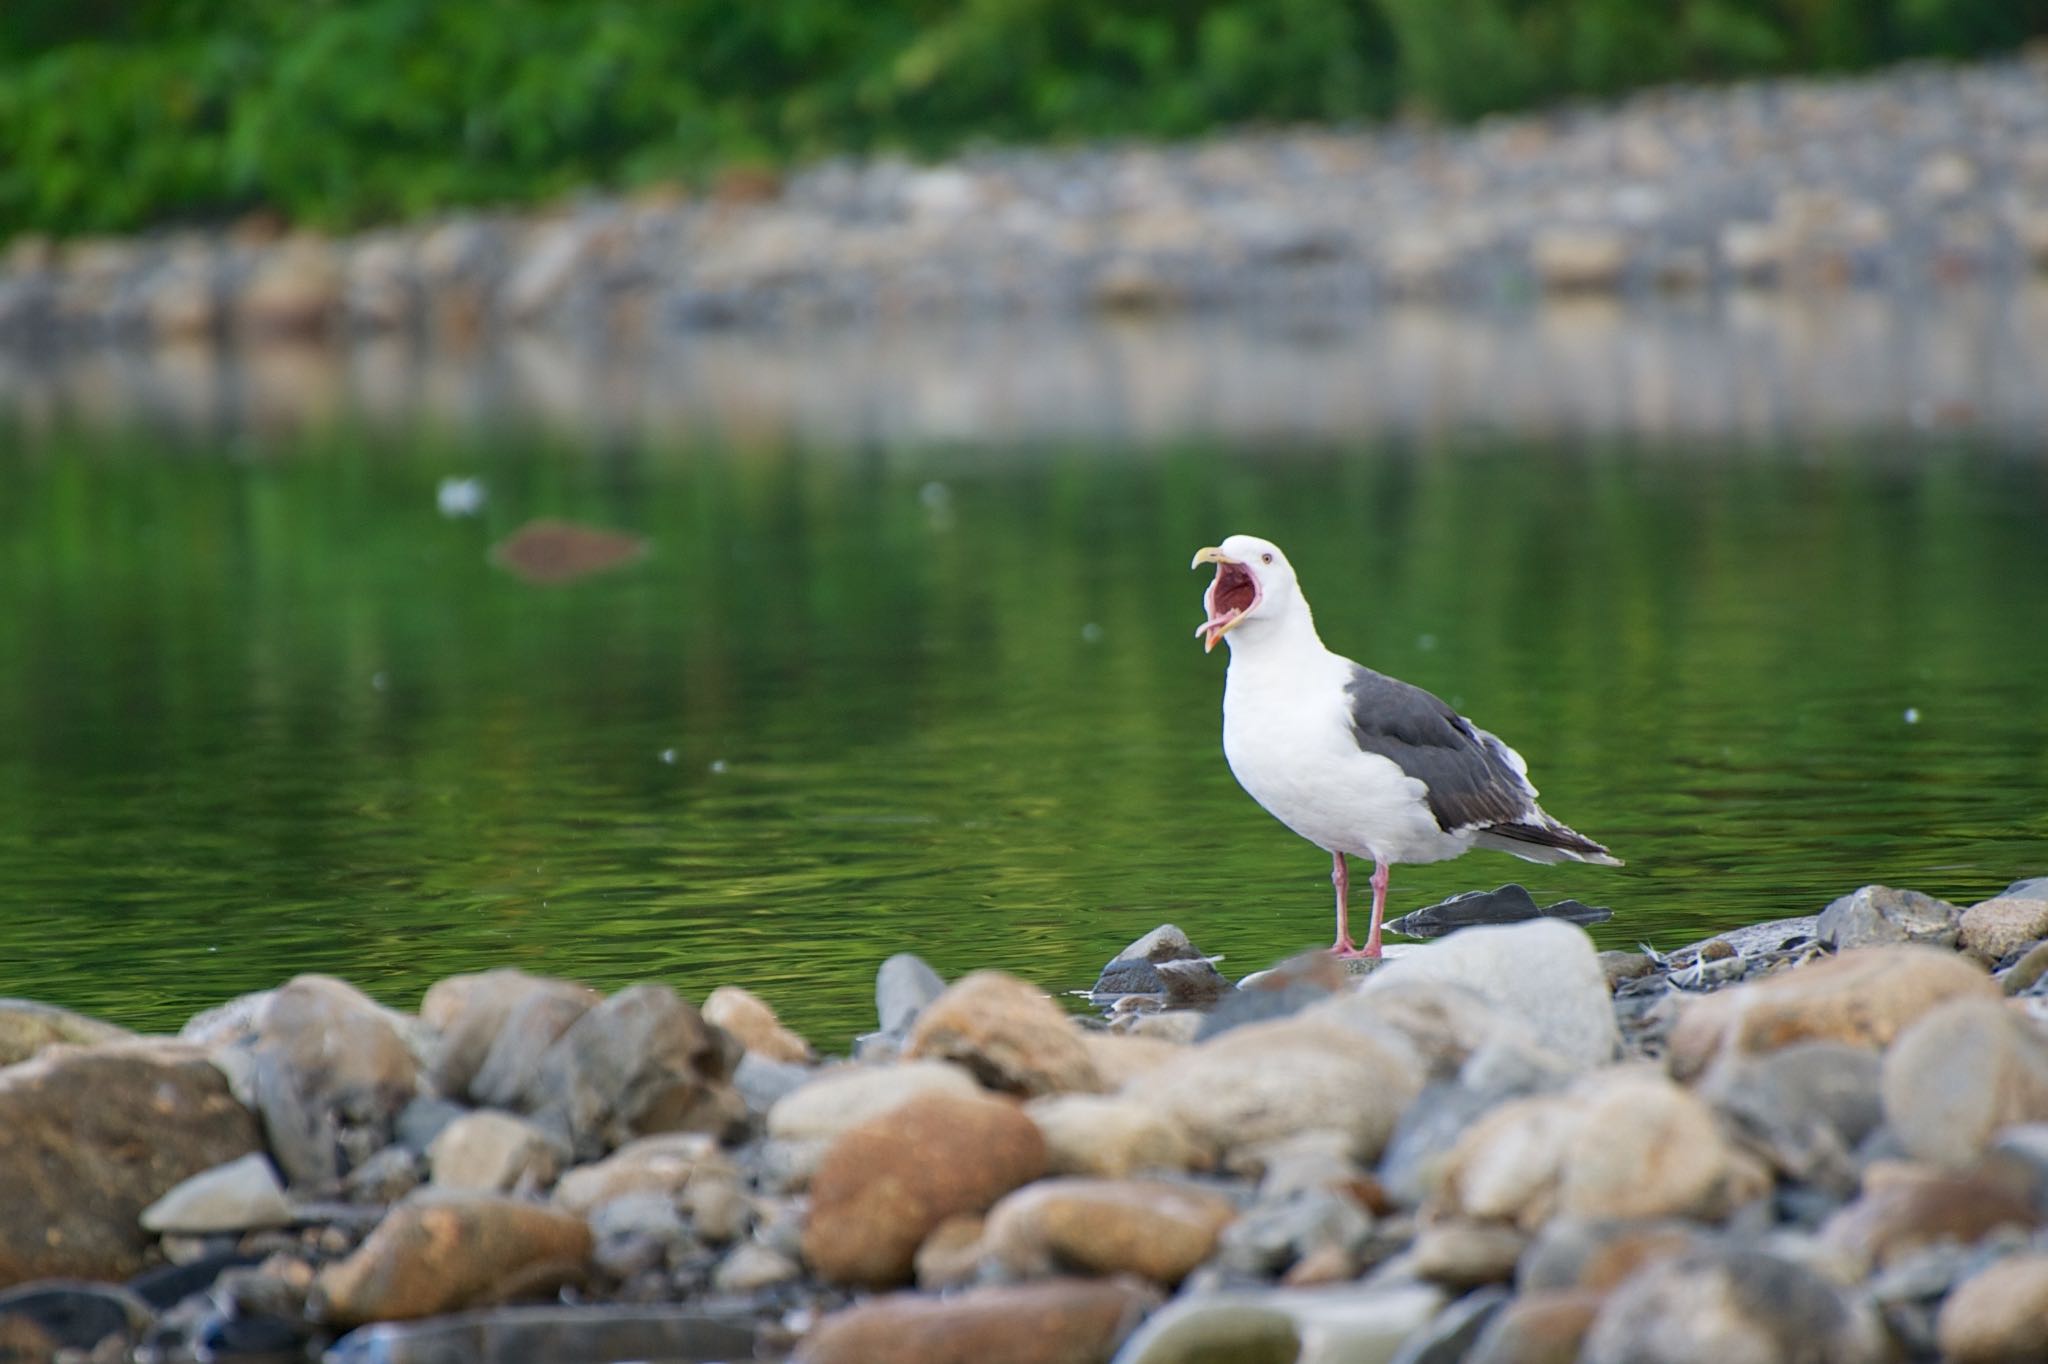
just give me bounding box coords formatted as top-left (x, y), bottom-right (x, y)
top-left (4, 287), bottom-right (2047, 450)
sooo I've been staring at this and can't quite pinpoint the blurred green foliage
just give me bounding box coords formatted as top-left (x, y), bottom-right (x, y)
top-left (1, 0), bottom-right (2044, 235)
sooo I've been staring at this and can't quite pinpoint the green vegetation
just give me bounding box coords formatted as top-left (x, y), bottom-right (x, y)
top-left (2, 0), bottom-right (2044, 236)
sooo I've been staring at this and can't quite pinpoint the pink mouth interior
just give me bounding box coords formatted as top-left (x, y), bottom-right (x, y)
top-left (1201, 560), bottom-right (1258, 636)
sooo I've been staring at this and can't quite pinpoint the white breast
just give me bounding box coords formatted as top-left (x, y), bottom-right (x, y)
top-left (1220, 648), bottom-right (1472, 866)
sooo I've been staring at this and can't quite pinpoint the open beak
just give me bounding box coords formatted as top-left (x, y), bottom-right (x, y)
top-left (1191, 546), bottom-right (1259, 653)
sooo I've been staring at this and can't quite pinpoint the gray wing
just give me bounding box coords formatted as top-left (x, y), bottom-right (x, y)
top-left (1342, 664), bottom-right (1536, 834)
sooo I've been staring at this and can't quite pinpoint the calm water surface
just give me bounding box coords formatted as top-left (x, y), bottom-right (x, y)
top-left (1, 419), bottom-right (2044, 1047)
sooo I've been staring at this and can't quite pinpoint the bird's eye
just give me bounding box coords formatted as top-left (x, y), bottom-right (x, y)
top-left (1261, 553), bottom-right (1273, 564)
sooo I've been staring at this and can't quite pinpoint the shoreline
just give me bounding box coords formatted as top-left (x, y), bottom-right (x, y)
top-left (2, 874), bottom-right (2045, 1361)
top-left (4, 56), bottom-right (2048, 353)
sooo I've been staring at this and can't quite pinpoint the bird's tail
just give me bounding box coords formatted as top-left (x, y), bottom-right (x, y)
top-left (1473, 817), bottom-right (1623, 867)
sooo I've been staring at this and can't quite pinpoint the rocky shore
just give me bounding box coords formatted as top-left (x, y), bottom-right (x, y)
top-left (3, 875), bottom-right (2048, 1362)
top-left (4, 56), bottom-right (2048, 348)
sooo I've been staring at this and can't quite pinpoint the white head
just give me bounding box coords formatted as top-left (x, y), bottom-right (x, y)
top-left (1189, 533), bottom-right (1308, 652)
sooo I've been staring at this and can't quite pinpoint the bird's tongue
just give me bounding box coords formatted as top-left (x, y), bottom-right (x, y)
top-left (1197, 567), bottom-right (1249, 652)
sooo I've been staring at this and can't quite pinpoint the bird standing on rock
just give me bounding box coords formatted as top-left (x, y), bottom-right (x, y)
top-left (1191, 534), bottom-right (1619, 958)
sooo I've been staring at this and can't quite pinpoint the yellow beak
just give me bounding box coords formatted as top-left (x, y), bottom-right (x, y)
top-left (1190, 546), bottom-right (1229, 569)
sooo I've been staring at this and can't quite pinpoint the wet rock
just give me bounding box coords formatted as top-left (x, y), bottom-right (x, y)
top-left (0, 999), bottom-right (133, 1065)
top-left (520, 984), bottom-right (744, 1159)
top-left (1026, 1094), bottom-right (1211, 1177)
top-left (798, 1277), bottom-right (1160, 1364)
top-left (427, 1111), bottom-right (567, 1193)
top-left (702, 986), bottom-right (813, 1064)
top-left (979, 1177), bottom-right (1239, 1285)
top-left (1936, 1251), bottom-right (2048, 1363)
top-left (310, 1192), bottom-right (593, 1325)
top-left (0, 1041), bottom-right (262, 1282)
top-left (1817, 884), bottom-right (1960, 950)
top-left (1579, 1246), bottom-right (1885, 1364)
top-left (1666, 946), bottom-right (1996, 1081)
top-left (420, 969), bottom-right (600, 1102)
top-left (1409, 1219), bottom-right (1528, 1287)
top-left (1959, 896), bottom-right (2048, 965)
top-left (904, 971), bottom-right (1102, 1097)
top-left (1359, 920), bottom-right (1618, 1069)
top-left (323, 1304), bottom-right (757, 1364)
top-left (1516, 1217), bottom-right (1706, 1292)
top-left (1434, 1065), bottom-right (1766, 1231)
top-left (766, 1059), bottom-right (981, 1142)
top-left (802, 1089), bottom-right (1047, 1286)
top-left (876, 953), bottom-right (948, 1036)
top-left (1882, 998), bottom-right (2048, 1168)
top-left (552, 1132), bottom-right (729, 1215)
top-left (140, 1153), bottom-right (292, 1234)
top-left (1123, 1017), bottom-right (1422, 1163)
top-left (1820, 1160), bottom-right (2041, 1271)
top-left (1111, 1284), bottom-right (1443, 1364)
top-left (0, 1281), bottom-right (154, 1355)
top-left (1467, 1290), bottom-right (1604, 1364)
top-left (1699, 1041), bottom-right (1883, 1191)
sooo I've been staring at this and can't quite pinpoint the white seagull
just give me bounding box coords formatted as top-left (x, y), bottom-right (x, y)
top-left (1192, 533), bottom-right (1620, 958)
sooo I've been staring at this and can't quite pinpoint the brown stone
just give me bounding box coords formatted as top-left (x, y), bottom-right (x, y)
top-left (980, 1178), bottom-right (1238, 1285)
top-left (904, 971), bottom-right (1101, 1097)
top-left (1882, 998), bottom-right (2048, 1167)
top-left (1959, 896), bottom-right (2048, 965)
top-left (797, 1278), bottom-right (1161, 1364)
top-left (1936, 1251), bottom-right (2048, 1363)
top-left (238, 237), bottom-right (342, 335)
top-left (0, 1000), bottom-right (133, 1066)
top-left (310, 1192), bottom-right (592, 1325)
top-left (803, 1089), bottom-right (1047, 1286)
top-left (1666, 946), bottom-right (1996, 1081)
top-left (1821, 1159), bottom-right (2040, 1270)
top-left (0, 1042), bottom-right (262, 1284)
top-left (420, 969), bottom-right (600, 1101)
top-left (1410, 1220), bottom-right (1529, 1287)
top-left (1468, 1290), bottom-right (1604, 1364)
top-left (702, 986), bottom-right (813, 1064)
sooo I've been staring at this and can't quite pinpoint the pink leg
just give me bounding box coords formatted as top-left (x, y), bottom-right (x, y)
top-left (1328, 852), bottom-right (1360, 954)
top-left (1335, 859), bottom-right (1389, 960)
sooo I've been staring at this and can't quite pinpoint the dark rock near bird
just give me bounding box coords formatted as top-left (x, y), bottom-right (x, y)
top-left (1383, 884), bottom-right (1612, 939)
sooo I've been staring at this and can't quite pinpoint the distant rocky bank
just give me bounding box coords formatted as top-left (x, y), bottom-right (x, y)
top-left (2, 874), bottom-right (2047, 1362)
top-left (4, 56), bottom-right (2048, 350)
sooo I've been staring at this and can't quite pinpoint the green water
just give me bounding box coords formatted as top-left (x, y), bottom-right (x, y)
top-left (1, 424), bottom-right (2044, 1049)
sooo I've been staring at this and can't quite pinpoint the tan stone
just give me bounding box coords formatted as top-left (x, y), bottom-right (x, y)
top-left (420, 969), bottom-right (600, 1101)
top-left (1026, 1094), bottom-right (1210, 1177)
top-left (1959, 896), bottom-right (2048, 964)
top-left (767, 1061), bottom-right (981, 1142)
top-left (1937, 1252), bottom-right (2048, 1363)
top-left (798, 1278), bottom-right (1161, 1364)
top-left (1410, 1219), bottom-right (1528, 1287)
top-left (802, 1089), bottom-right (1047, 1286)
top-left (0, 999), bottom-right (133, 1066)
top-left (914, 1213), bottom-right (988, 1289)
top-left (310, 1192), bottom-right (592, 1325)
top-left (1077, 1032), bottom-right (1182, 1088)
top-left (703, 985), bottom-right (813, 1063)
top-left (1531, 228), bottom-right (1630, 291)
top-left (1666, 946), bottom-right (1996, 1081)
top-left (257, 974), bottom-right (421, 1121)
top-left (980, 1177), bottom-right (1238, 1285)
top-left (239, 237), bottom-right (342, 335)
top-left (1821, 1159), bottom-right (2040, 1271)
top-left (551, 1132), bottom-right (729, 1214)
top-left (904, 971), bottom-right (1102, 1097)
top-left (427, 1111), bottom-right (565, 1194)
top-left (1883, 998), bottom-right (2048, 1167)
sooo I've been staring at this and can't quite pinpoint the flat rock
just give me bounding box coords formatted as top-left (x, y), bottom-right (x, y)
top-left (1817, 885), bottom-right (1960, 950)
top-left (1959, 896), bottom-right (2048, 965)
top-left (519, 984), bottom-right (744, 1159)
top-left (310, 1192), bottom-right (593, 1326)
top-left (1026, 1094), bottom-right (1211, 1177)
top-left (798, 1278), bottom-right (1160, 1364)
top-left (802, 1088), bottom-right (1047, 1286)
top-left (904, 971), bottom-right (1102, 1097)
top-left (980, 1177), bottom-right (1239, 1285)
top-left (1433, 1065), bottom-right (1767, 1232)
top-left (1665, 946), bottom-right (1997, 1081)
top-left (0, 999), bottom-right (133, 1065)
top-left (552, 1132), bottom-right (727, 1215)
top-left (323, 1303), bottom-right (756, 1364)
top-left (702, 985), bottom-right (813, 1064)
top-left (766, 1060), bottom-right (981, 1142)
top-left (1882, 998), bottom-right (2048, 1168)
top-left (876, 954), bottom-right (948, 1036)
top-left (140, 1152), bottom-right (292, 1233)
top-left (420, 969), bottom-right (600, 1103)
top-left (1358, 920), bottom-right (1618, 1069)
top-left (1580, 1246), bottom-right (1887, 1364)
top-left (0, 1041), bottom-right (262, 1283)
top-left (1936, 1251), bottom-right (2048, 1363)
top-left (427, 1111), bottom-right (567, 1194)
top-left (1121, 1017), bottom-right (1421, 1162)
top-left (1383, 884), bottom-right (1611, 939)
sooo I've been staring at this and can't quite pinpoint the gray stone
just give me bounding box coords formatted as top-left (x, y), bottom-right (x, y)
top-left (1700, 1042), bottom-right (1883, 1192)
top-left (1359, 920), bottom-right (1618, 1069)
top-left (1818, 885), bottom-right (1960, 950)
top-left (393, 1096), bottom-right (468, 1155)
top-left (1380, 1082), bottom-right (1517, 1207)
top-left (323, 1305), bottom-right (756, 1364)
top-left (1581, 1247), bottom-right (1886, 1364)
top-left (140, 1153), bottom-right (292, 1234)
top-left (2007, 877), bottom-right (2048, 902)
top-left (875, 953), bottom-right (947, 1035)
top-left (343, 1146), bottom-right (422, 1205)
top-left (1215, 1188), bottom-right (1374, 1276)
top-left (1882, 998), bottom-right (2048, 1168)
top-left (733, 1051), bottom-right (812, 1114)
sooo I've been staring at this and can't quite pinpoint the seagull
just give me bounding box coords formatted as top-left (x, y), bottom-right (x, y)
top-left (1192, 534), bottom-right (1620, 958)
